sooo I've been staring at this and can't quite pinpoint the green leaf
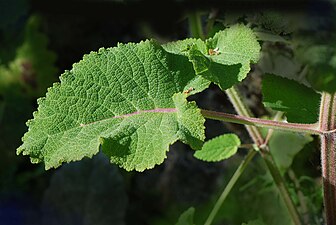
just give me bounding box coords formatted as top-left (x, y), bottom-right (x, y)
top-left (269, 131), bottom-right (313, 173)
top-left (206, 24), bottom-right (261, 81)
top-left (163, 25), bottom-right (260, 91)
top-left (162, 38), bottom-right (212, 92)
top-left (307, 64), bottom-right (336, 93)
top-left (18, 40), bottom-right (206, 171)
top-left (187, 45), bottom-right (242, 91)
top-left (42, 154), bottom-right (127, 225)
top-left (262, 74), bottom-right (320, 123)
top-left (175, 207), bottom-right (195, 225)
top-left (194, 134), bottom-right (241, 162)
top-left (162, 38), bottom-right (207, 56)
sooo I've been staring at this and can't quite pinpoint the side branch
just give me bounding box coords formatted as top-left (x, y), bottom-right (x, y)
top-left (201, 109), bottom-right (322, 135)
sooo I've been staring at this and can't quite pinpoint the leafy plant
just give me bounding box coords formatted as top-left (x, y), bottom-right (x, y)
top-left (17, 10), bottom-right (336, 225)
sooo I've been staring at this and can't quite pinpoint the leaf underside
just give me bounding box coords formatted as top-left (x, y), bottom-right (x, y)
top-left (18, 40), bottom-right (206, 171)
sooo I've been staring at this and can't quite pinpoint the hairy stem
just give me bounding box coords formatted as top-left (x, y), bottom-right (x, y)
top-left (225, 87), bottom-right (264, 145)
top-left (263, 111), bottom-right (284, 146)
top-left (319, 92), bottom-right (336, 225)
top-left (201, 109), bottom-right (321, 135)
top-left (204, 150), bottom-right (257, 225)
top-left (225, 86), bottom-right (303, 225)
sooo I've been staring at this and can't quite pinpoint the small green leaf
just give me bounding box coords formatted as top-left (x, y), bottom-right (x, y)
top-left (206, 24), bottom-right (261, 81)
top-left (262, 74), bottom-right (320, 123)
top-left (18, 40), bottom-right (206, 171)
top-left (194, 134), bottom-right (241, 162)
top-left (163, 25), bottom-right (261, 91)
top-left (175, 207), bottom-right (195, 225)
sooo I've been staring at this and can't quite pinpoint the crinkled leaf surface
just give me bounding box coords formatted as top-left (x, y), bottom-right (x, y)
top-left (42, 154), bottom-right (127, 225)
top-left (206, 24), bottom-right (261, 81)
top-left (262, 74), bottom-right (320, 123)
top-left (175, 207), bottom-right (195, 225)
top-left (18, 40), bottom-right (206, 171)
top-left (194, 134), bottom-right (240, 162)
top-left (162, 38), bottom-right (207, 56)
top-left (163, 25), bottom-right (260, 91)
top-left (187, 45), bottom-right (242, 91)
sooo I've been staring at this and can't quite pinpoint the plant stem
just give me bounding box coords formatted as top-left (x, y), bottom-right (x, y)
top-left (225, 87), bottom-right (265, 146)
top-left (225, 86), bottom-right (303, 225)
top-left (263, 111), bottom-right (284, 146)
top-left (204, 150), bottom-right (257, 225)
top-left (188, 11), bottom-right (205, 40)
top-left (319, 92), bottom-right (336, 225)
top-left (261, 150), bottom-right (303, 224)
top-left (201, 109), bottom-right (321, 135)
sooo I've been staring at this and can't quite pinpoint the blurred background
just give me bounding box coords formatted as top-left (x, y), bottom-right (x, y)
top-left (0, 0), bottom-right (335, 224)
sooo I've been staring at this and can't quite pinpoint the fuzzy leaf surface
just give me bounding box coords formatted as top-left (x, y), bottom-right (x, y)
top-left (163, 25), bottom-right (260, 91)
top-left (194, 134), bottom-right (241, 162)
top-left (175, 207), bottom-right (195, 225)
top-left (206, 24), bottom-right (261, 81)
top-left (18, 40), bottom-right (206, 171)
top-left (262, 74), bottom-right (320, 123)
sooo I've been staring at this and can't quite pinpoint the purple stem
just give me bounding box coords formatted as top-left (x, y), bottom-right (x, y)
top-left (319, 93), bottom-right (336, 225)
top-left (201, 109), bottom-right (322, 135)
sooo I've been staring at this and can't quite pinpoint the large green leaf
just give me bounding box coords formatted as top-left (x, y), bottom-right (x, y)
top-left (262, 74), bottom-right (320, 123)
top-left (194, 134), bottom-right (241, 162)
top-left (18, 40), bottom-right (206, 171)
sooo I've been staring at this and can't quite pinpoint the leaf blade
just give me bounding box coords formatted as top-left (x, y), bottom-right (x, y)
top-left (194, 134), bottom-right (241, 162)
top-left (18, 40), bottom-right (206, 171)
top-left (262, 74), bottom-right (320, 123)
